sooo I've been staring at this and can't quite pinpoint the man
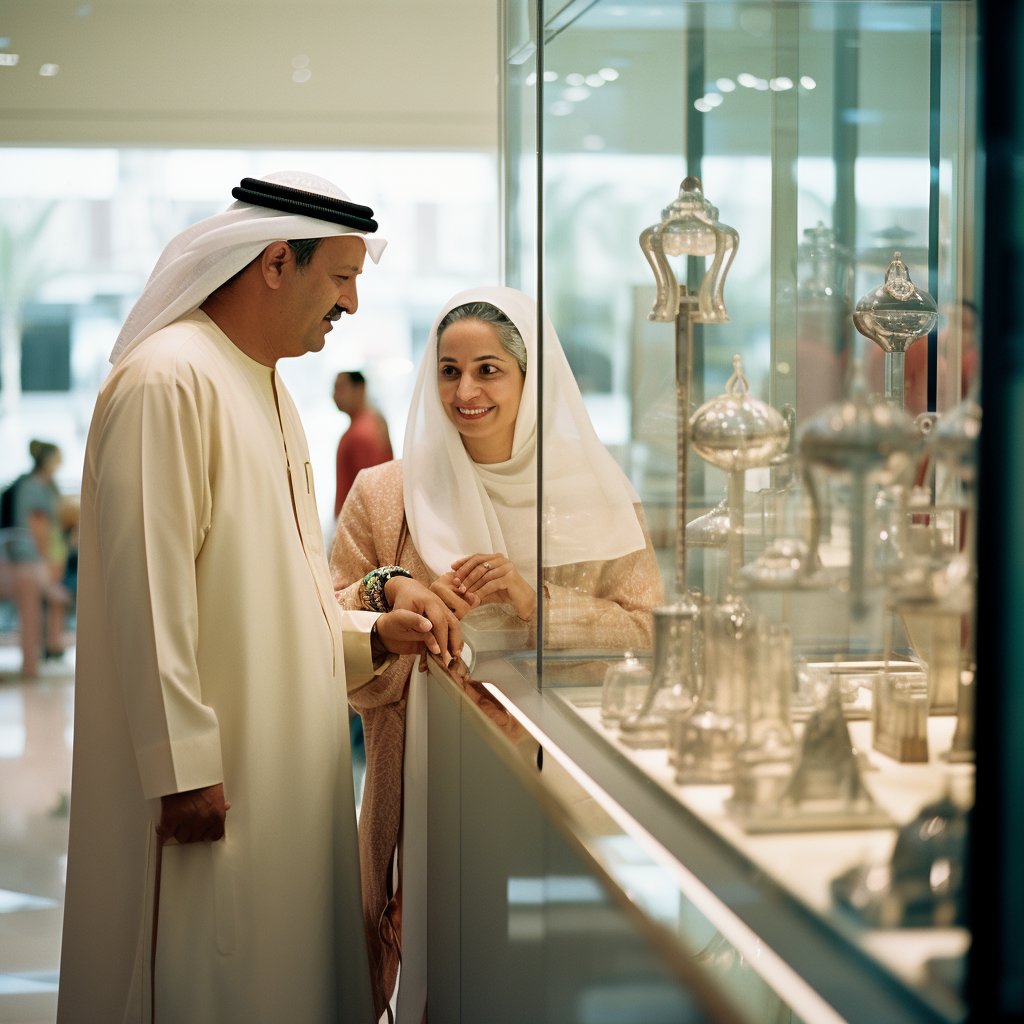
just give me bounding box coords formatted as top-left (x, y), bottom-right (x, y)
top-left (333, 370), bottom-right (392, 517)
top-left (57, 172), bottom-right (460, 1023)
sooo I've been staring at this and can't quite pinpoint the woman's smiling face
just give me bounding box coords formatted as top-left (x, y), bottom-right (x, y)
top-left (437, 317), bottom-right (525, 464)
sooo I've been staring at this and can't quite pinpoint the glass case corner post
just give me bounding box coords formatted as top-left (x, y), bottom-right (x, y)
top-left (624, 179), bottom-right (738, 741)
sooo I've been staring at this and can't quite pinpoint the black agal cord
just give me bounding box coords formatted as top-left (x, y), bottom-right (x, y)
top-left (231, 177), bottom-right (378, 233)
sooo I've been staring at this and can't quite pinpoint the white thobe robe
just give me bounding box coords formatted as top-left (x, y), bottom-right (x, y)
top-left (57, 311), bottom-right (377, 1024)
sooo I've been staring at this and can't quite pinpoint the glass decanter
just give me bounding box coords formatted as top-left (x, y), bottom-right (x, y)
top-left (600, 651), bottom-right (652, 728)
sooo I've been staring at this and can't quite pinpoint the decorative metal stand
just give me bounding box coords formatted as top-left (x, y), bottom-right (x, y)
top-left (730, 679), bottom-right (893, 834)
top-left (621, 179), bottom-right (738, 744)
top-left (638, 176), bottom-right (739, 599)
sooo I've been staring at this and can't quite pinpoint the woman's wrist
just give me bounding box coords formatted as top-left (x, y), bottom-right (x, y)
top-left (516, 584), bottom-right (538, 620)
top-left (360, 565), bottom-right (413, 612)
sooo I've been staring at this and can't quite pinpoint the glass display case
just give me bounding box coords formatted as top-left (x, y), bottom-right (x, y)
top-left (480, 1), bottom-right (984, 1021)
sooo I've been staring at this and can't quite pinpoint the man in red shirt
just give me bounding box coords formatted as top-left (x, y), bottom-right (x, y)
top-left (333, 371), bottom-right (393, 517)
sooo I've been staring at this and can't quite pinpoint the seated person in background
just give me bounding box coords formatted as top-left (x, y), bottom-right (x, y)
top-left (0, 440), bottom-right (70, 676)
top-left (333, 369), bottom-right (393, 518)
top-left (330, 286), bottom-right (662, 1019)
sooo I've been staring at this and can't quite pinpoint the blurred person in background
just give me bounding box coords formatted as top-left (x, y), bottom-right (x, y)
top-left (333, 370), bottom-right (393, 518)
top-left (0, 440), bottom-right (71, 677)
top-left (58, 494), bottom-right (80, 597)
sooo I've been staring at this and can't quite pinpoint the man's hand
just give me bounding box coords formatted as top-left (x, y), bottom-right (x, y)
top-left (379, 576), bottom-right (462, 666)
top-left (429, 571), bottom-right (480, 620)
top-left (157, 783), bottom-right (230, 845)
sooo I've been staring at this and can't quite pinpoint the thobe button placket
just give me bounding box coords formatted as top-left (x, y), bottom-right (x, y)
top-left (271, 370), bottom-right (338, 677)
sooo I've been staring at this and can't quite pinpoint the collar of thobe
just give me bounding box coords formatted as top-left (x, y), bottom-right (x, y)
top-left (109, 170), bottom-right (387, 366)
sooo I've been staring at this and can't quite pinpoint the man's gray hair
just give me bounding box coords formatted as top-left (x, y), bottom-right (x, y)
top-left (287, 237), bottom-right (323, 269)
top-left (436, 302), bottom-right (527, 374)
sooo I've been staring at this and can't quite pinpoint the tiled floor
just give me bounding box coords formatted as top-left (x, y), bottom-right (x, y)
top-left (0, 647), bottom-right (370, 1024)
top-left (0, 647), bottom-right (74, 1024)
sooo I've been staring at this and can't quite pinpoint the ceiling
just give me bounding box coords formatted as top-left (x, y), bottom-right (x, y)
top-left (0, 0), bottom-right (498, 149)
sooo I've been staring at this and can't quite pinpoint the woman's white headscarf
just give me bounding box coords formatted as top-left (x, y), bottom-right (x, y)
top-left (402, 286), bottom-right (646, 582)
top-left (109, 170), bottom-right (387, 365)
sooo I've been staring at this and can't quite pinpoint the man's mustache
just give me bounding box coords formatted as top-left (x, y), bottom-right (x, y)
top-left (324, 306), bottom-right (346, 322)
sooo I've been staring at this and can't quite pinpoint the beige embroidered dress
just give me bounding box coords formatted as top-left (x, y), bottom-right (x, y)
top-left (59, 312), bottom-right (378, 1024)
top-left (331, 458), bottom-right (663, 1017)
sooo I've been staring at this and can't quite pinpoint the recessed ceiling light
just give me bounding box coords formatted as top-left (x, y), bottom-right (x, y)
top-left (716, 77), bottom-right (736, 92)
top-left (0, 54), bottom-right (18, 67)
top-left (585, 74), bottom-right (605, 88)
top-left (565, 73), bottom-right (585, 87)
top-left (39, 64), bottom-right (58, 76)
top-left (769, 76), bottom-right (793, 91)
top-left (543, 71), bottom-right (558, 82)
top-left (525, 72), bottom-right (537, 86)
top-left (694, 97), bottom-right (713, 113)
top-left (598, 68), bottom-right (619, 81)
top-left (292, 68), bottom-right (311, 83)
top-left (737, 73), bottom-right (758, 88)
top-left (800, 75), bottom-right (817, 90)
top-left (703, 92), bottom-right (723, 107)
top-left (292, 55), bottom-right (309, 70)
top-left (550, 100), bottom-right (574, 116)
top-left (564, 86), bottom-right (590, 102)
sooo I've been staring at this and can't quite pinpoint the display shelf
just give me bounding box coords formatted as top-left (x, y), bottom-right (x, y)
top-left (553, 684), bottom-right (969, 1001)
top-left (474, 655), bottom-right (961, 1024)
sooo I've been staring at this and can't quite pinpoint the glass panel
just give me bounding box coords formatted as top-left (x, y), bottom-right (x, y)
top-left (503, 0), bottom-right (539, 295)
top-left (511, 1), bottom-right (981, 1019)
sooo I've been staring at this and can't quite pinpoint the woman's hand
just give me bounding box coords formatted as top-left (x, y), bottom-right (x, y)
top-left (451, 553), bottom-right (537, 620)
top-left (429, 571), bottom-right (481, 621)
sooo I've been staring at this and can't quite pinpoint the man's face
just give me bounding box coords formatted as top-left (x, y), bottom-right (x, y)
top-left (278, 235), bottom-right (366, 358)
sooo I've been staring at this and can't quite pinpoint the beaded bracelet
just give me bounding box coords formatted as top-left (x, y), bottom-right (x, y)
top-left (361, 565), bottom-right (413, 613)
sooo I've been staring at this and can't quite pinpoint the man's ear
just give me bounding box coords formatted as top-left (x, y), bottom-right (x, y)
top-left (260, 241), bottom-right (293, 290)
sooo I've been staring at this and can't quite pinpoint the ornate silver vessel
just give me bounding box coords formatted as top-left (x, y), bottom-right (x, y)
top-left (852, 252), bottom-right (938, 409)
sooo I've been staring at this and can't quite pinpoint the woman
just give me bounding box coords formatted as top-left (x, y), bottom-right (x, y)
top-left (331, 287), bottom-right (663, 1019)
top-left (0, 441), bottom-right (70, 677)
